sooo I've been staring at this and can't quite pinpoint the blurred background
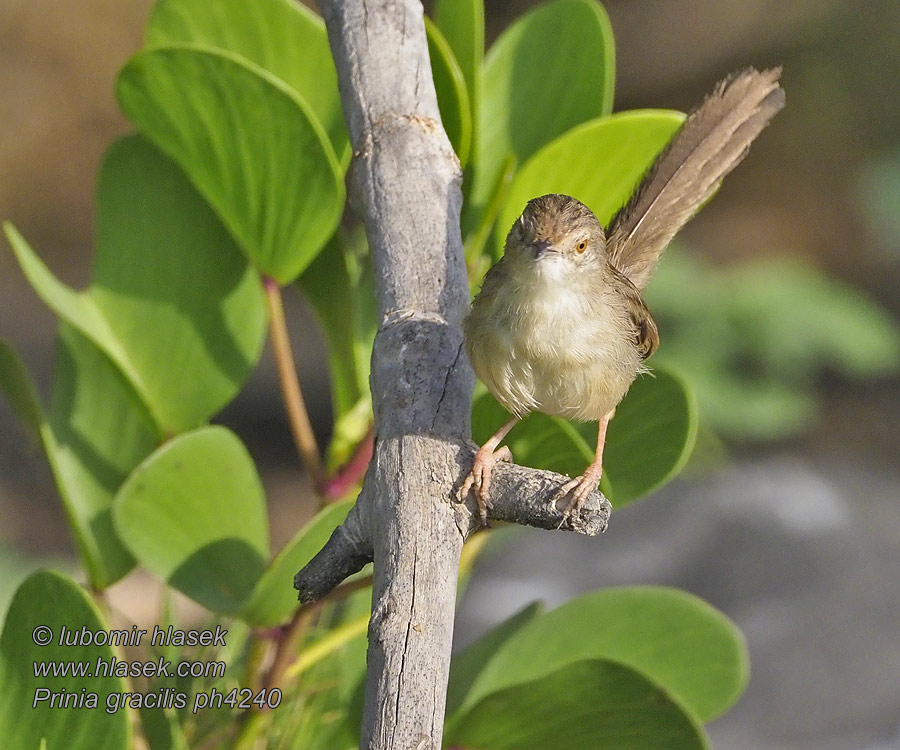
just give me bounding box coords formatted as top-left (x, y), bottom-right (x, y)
top-left (1, 1), bottom-right (899, 749)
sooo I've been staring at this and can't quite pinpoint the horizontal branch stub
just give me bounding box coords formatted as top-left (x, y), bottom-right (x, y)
top-left (463, 459), bottom-right (612, 538)
top-left (294, 502), bottom-right (372, 604)
top-left (293, 450), bottom-right (611, 604)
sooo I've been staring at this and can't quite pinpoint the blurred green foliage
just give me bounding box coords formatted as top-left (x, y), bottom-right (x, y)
top-left (855, 148), bottom-right (900, 263)
top-left (2, 0), bottom-right (896, 747)
top-left (648, 249), bottom-right (900, 440)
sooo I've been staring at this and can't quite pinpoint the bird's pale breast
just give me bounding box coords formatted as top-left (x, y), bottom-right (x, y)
top-left (465, 261), bottom-right (643, 421)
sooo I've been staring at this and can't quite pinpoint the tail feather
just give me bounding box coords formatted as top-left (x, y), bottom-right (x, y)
top-left (607, 67), bottom-right (785, 289)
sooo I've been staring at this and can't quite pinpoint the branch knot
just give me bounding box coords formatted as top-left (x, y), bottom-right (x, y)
top-left (353, 113), bottom-right (461, 174)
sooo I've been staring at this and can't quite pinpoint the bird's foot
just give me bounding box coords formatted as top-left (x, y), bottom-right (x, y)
top-left (460, 445), bottom-right (513, 524)
top-left (551, 462), bottom-right (603, 529)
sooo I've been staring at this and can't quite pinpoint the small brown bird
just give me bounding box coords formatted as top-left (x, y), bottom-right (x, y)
top-left (462, 67), bottom-right (785, 521)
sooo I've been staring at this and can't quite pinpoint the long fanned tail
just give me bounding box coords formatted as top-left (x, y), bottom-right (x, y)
top-left (607, 67), bottom-right (785, 290)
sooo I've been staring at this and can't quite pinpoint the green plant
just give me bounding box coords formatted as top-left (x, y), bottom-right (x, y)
top-left (1, 0), bottom-right (785, 747)
top-left (647, 248), bottom-right (900, 441)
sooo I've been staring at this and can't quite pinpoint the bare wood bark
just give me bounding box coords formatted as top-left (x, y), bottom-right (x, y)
top-left (297, 1), bottom-right (610, 747)
top-left (295, 463), bottom-right (610, 604)
top-left (318, 1), bottom-right (471, 745)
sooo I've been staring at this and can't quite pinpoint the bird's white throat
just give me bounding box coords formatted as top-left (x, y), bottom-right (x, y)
top-left (534, 253), bottom-right (573, 284)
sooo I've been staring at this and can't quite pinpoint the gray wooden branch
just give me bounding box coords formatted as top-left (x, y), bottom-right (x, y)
top-left (295, 0), bottom-right (609, 746)
top-left (295, 457), bottom-right (610, 603)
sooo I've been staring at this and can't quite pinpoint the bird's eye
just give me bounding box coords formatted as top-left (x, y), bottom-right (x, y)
top-left (576, 240), bottom-right (587, 254)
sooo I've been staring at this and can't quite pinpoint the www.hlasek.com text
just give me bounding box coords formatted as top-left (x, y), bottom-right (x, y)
top-left (30, 623), bottom-right (281, 713)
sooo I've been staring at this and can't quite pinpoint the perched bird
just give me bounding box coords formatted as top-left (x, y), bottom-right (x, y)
top-left (462, 67), bottom-right (785, 522)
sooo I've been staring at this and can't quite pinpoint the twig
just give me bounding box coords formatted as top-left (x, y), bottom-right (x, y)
top-left (263, 276), bottom-right (325, 490)
top-left (264, 574), bottom-right (374, 693)
top-left (320, 426), bottom-right (374, 501)
top-left (284, 612), bottom-right (370, 680)
top-left (233, 575), bottom-right (375, 750)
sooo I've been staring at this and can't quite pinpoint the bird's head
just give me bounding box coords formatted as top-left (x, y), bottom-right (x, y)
top-left (503, 194), bottom-right (607, 281)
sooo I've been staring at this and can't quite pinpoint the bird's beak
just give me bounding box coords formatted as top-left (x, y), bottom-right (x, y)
top-left (532, 239), bottom-right (555, 259)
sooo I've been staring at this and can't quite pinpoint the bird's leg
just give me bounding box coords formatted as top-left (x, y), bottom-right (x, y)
top-left (460, 415), bottom-right (519, 523)
top-left (553, 409), bottom-right (614, 525)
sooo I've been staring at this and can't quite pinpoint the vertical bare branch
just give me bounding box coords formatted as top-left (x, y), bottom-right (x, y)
top-left (297, 2), bottom-right (610, 747)
top-left (317, 0), bottom-right (472, 746)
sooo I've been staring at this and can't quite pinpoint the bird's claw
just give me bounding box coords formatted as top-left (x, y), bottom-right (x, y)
top-left (459, 445), bottom-right (513, 525)
top-left (551, 466), bottom-right (602, 529)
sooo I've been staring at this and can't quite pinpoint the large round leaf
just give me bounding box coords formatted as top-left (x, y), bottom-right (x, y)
top-left (146, 0), bottom-right (348, 161)
top-left (496, 110), bottom-right (685, 255)
top-left (447, 602), bottom-right (543, 715)
top-left (472, 386), bottom-right (592, 481)
top-left (450, 587), bottom-right (748, 724)
top-left (591, 366), bottom-right (697, 504)
top-left (117, 46), bottom-right (344, 284)
top-left (0, 326), bottom-right (163, 589)
top-left (0, 570), bottom-right (130, 750)
top-left (114, 426), bottom-right (269, 614)
top-left (92, 135), bottom-right (267, 431)
top-left (469, 0), bottom-right (615, 221)
top-left (446, 658), bottom-right (708, 750)
top-left (43, 325), bottom-right (160, 588)
top-left (4, 135), bottom-right (268, 434)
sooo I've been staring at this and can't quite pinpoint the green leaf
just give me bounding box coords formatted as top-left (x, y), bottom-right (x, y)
top-left (0, 544), bottom-right (50, 626)
top-left (446, 601), bottom-right (544, 715)
top-left (450, 587), bottom-right (748, 724)
top-left (145, 0), bottom-right (348, 161)
top-left (594, 366), bottom-right (698, 504)
top-left (117, 46), bottom-right (344, 284)
top-left (463, 154), bottom-right (517, 265)
top-left (425, 18), bottom-right (472, 167)
top-left (470, 0), bottom-right (615, 222)
top-left (114, 426), bottom-right (269, 614)
top-left (4, 135), bottom-right (268, 434)
top-left (496, 110), bottom-right (685, 256)
top-left (241, 499), bottom-right (354, 627)
top-left (472, 364), bottom-right (696, 507)
top-left (0, 570), bottom-right (130, 750)
top-left (446, 658), bottom-right (708, 750)
top-left (4, 222), bottom-right (114, 362)
top-left (433, 0), bottom-right (484, 108)
top-left (92, 135), bottom-right (267, 431)
top-left (297, 229), bottom-right (376, 467)
top-left (44, 325), bottom-right (160, 588)
top-left (3, 137), bottom-right (266, 586)
top-left (472, 385), bottom-right (592, 478)
top-left (0, 339), bottom-right (43, 440)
